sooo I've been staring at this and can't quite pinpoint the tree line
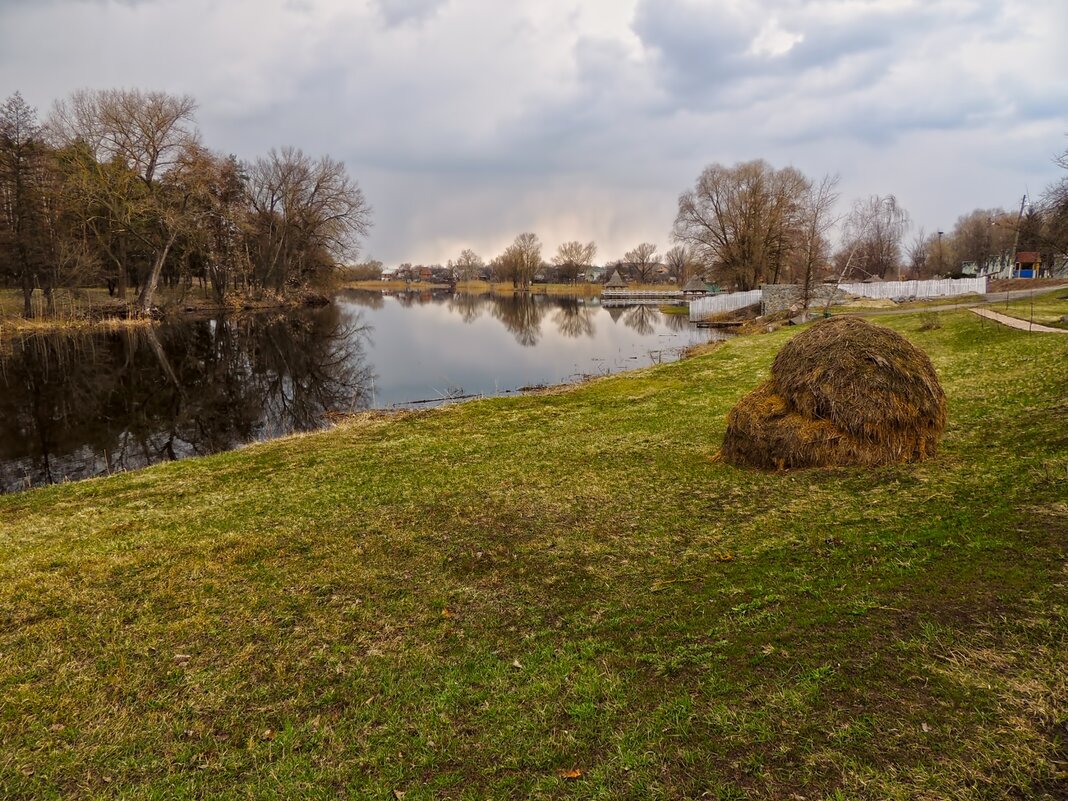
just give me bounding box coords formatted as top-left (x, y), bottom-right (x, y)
top-left (364, 154), bottom-right (1068, 293)
top-left (0, 89), bottom-right (371, 317)
top-left (6, 85), bottom-right (1067, 316)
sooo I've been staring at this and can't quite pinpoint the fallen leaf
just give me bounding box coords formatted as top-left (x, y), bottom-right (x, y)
top-left (718, 553), bottom-right (734, 562)
top-left (393, 791), bottom-right (406, 800)
top-left (441, 608), bottom-right (453, 618)
top-left (559, 768), bottom-right (583, 780)
top-left (921, 722), bottom-right (931, 733)
top-left (511, 659), bottom-right (523, 670)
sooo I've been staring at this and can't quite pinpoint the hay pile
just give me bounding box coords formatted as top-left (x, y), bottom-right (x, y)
top-left (721, 317), bottom-right (946, 469)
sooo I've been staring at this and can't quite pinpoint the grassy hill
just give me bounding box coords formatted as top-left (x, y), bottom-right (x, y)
top-left (1, 311), bottom-right (1065, 799)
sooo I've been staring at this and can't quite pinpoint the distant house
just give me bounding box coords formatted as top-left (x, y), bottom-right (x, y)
top-left (1014, 252), bottom-right (1041, 278)
top-left (961, 252), bottom-right (1014, 279)
top-left (580, 265), bottom-right (607, 283)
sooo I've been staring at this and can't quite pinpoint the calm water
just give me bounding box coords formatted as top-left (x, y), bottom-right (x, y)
top-left (1, 290), bottom-right (723, 491)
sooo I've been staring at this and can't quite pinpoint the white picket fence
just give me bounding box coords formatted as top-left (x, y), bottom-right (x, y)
top-left (688, 278), bottom-right (987, 320)
top-left (688, 290), bottom-right (763, 319)
top-left (837, 277), bottom-right (987, 300)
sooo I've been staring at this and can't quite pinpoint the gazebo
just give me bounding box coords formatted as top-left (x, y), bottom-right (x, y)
top-left (604, 270), bottom-right (627, 289)
top-left (682, 274), bottom-right (711, 296)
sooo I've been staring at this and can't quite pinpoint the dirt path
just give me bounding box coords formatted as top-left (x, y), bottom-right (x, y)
top-left (970, 307), bottom-right (1068, 334)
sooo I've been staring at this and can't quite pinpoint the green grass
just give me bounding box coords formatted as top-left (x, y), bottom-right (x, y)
top-left (1, 312), bottom-right (1066, 799)
top-left (988, 289), bottom-right (1068, 329)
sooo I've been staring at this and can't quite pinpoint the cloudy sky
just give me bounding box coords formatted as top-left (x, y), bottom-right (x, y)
top-left (2, 0), bottom-right (1066, 265)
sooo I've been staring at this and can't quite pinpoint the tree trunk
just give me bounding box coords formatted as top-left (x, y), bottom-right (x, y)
top-left (117, 235), bottom-right (128, 301)
top-left (135, 234), bottom-right (178, 314)
top-left (20, 271), bottom-right (33, 318)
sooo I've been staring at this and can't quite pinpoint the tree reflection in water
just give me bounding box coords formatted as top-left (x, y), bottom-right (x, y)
top-left (489, 293), bottom-right (546, 347)
top-left (447, 292), bottom-right (489, 324)
top-left (622, 305), bottom-right (657, 336)
top-left (0, 305), bottom-right (371, 492)
top-left (660, 308), bottom-right (695, 332)
top-left (551, 297), bottom-right (596, 339)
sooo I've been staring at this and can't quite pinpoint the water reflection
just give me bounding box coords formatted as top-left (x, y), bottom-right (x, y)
top-left (3, 291), bottom-right (720, 491)
top-left (622, 305), bottom-right (657, 336)
top-left (552, 297), bottom-right (596, 339)
top-left (0, 306), bottom-right (371, 492)
top-left (490, 294), bottom-right (546, 347)
top-left (447, 292), bottom-right (488, 324)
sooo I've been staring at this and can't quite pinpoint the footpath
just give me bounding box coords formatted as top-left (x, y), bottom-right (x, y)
top-left (970, 307), bottom-right (1068, 334)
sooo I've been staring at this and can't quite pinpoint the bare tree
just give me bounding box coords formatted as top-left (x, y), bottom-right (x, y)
top-left (452, 248), bottom-right (484, 282)
top-left (50, 88), bottom-right (201, 310)
top-left (496, 232), bottom-right (541, 289)
top-left (835, 195), bottom-right (910, 280)
top-left (1042, 144), bottom-right (1068, 253)
top-left (791, 173), bottom-right (839, 306)
top-left (624, 242), bottom-right (658, 283)
top-left (664, 244), bottom-right (699, 284)
top-left (245, 146), bottom-right (371, 294)
top-left (551, 240), bottom-right (597, 283)
top-left (905, 228), bottom-right (933, 279)
top-left (673, 159), bottom-right (811, 290)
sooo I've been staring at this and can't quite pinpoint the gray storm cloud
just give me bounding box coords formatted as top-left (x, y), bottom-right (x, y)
top-left (0, 0), bottom-right (1065, 264)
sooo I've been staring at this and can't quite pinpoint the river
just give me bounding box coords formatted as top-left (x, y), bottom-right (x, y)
top-left (0, 290), bottom-right (725, 492)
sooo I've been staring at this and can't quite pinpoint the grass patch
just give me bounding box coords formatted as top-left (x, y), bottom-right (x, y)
top-left (1, 311), bottom-right (1066, 799)
top-left (987, 289), bottom-right (1068, 329)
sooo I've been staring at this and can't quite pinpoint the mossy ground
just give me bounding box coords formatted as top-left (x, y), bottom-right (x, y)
top-left (1, 311), bottom-right (1065, 799)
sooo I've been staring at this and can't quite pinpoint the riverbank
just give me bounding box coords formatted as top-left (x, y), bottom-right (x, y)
top-left (0, 286), bottom-right (332, 336)
top-left (2, 310), bottom-right (1065, 799)
top-left (345, 280), bottom-right (684, 297)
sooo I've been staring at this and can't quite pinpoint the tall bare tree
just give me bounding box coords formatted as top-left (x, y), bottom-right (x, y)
top-left (451, 248), bottom-right (484, 282)
top-left (905, 228), bottom-right (934, 279)
top-left (623, 242), bottom-right (658, 283)
top-left (495, 232), bottom-right (541, 289)
top-left (664, 244), bottom-right (699, 284)
top-left (1042, 144), bottom-right (1068, 253)
top-left (245, 146), bottom-right (371, 293)
top-left (551, 240), bottom-right (597, 283)
top-left (50, 88), bottom-right (200, 310)
top-left (791, 173), bottom-right (839, 306)
top-left (673, 159), bottom-right (811, 290)
top-left (834, 195), bottom-right (910, 280)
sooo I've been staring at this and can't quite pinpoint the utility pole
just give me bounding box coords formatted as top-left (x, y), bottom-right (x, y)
top-left (1009, 194), bottom-right (1027, 279)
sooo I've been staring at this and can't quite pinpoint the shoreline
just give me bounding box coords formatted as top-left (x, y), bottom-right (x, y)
top-left (2, 307), bottom-right (1064, 798)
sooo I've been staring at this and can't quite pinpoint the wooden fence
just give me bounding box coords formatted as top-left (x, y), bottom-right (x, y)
top-left (689, 278), bottom-right (987, 320)
top-left (687, 290), bottom-right (764, 320)
top-left (837, 277), bottom-right (987, 300)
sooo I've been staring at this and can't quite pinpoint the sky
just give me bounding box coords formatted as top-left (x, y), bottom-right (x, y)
top-left (1, 0), bottom-right (1066, 266)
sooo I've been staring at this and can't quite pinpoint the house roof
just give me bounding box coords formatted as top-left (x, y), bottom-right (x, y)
top-left (605, 270), bottom-right (627, 288)
top-left (1016, 251), bottom-right (1040, 263)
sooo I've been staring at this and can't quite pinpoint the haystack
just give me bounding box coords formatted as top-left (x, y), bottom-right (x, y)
top-left (721, 317), bottom-right (946, 469)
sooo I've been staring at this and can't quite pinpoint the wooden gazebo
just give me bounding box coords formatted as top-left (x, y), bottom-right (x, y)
top-left (682, 274), bottom-right (710, 296)
top-left (604, 270), bottom-right (627, 289)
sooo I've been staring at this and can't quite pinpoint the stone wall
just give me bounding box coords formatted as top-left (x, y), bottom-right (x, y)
top-left (761, 283), bottom-right (848, 315)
